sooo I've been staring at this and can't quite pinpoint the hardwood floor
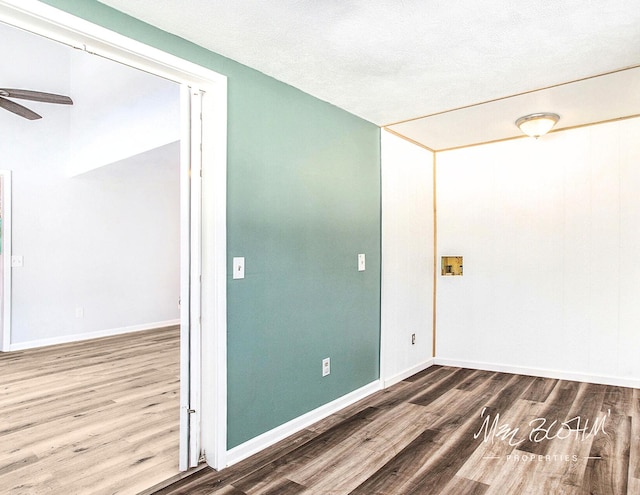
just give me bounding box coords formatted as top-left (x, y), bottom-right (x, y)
top-left (0, 327), bottom-right (180, 495)
top-left (151, 366), bottom-right (639, 495)
top-left (3, 337), bottom-right (636, 495)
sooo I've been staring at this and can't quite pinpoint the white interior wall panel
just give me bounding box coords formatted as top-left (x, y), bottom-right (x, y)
top-left (436, 117), bottom-right (640, 384)
top-left (380, 131), bottom-right (434, 384)
top-left (619, 121), bottom-right (640, 379)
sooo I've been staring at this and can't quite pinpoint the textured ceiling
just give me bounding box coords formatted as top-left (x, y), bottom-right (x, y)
top-left (93, 1), bottom-right (640, 147)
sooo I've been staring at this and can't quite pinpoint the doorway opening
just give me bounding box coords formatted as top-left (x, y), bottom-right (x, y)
top-left (0, 0), bottom-right (228, 488)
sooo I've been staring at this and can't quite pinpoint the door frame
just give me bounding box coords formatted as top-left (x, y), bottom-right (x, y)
top-left (0, 0), bottom-right (228, 470)
top-left (0, 171), bottom-right (11, 352)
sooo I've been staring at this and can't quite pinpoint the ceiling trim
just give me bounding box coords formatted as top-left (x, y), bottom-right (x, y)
top-left (384, 64), bottom-right (640, 128)
top-left (383, 128), bottom-right (435, 153)
top-left (431, 112), bottom-right (640, 154)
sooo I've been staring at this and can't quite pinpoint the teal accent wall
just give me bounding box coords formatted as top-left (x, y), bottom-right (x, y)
top-left (39, 0), bottom-right (381, 449)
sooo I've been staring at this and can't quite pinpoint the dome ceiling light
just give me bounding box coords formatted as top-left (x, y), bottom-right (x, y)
top-left (515, 112), bottom-right (560, 138)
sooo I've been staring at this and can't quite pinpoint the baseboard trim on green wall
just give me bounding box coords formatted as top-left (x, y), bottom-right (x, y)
top-left (225, 380), bottom-right (382, 467)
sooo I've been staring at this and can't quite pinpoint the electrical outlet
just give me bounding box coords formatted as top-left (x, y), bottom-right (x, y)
top-left (322, 357), bottom-right (330, 377)
top-left (11, 255), bottom-right (23, 268)
top-left (411, 333), bottom-right (416, 345)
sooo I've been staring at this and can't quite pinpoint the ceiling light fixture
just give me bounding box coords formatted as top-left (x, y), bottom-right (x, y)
top-left (515, 112), bottom-right (560, 138)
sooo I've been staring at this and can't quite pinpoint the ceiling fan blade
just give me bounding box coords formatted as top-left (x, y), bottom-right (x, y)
top-left (0, 88), bottom-right (73, 105)
top-left (0, 96), bottom-right (42, 120)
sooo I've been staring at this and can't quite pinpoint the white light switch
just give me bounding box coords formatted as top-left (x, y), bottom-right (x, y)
top-left (322, 357), bottom-right (331, 377)
top-left (11, 255), bottom-right (23, 268)
top-left (358, 253), bottom-right (366, 271)
top-left (233, 257), bottom-right (245, 279)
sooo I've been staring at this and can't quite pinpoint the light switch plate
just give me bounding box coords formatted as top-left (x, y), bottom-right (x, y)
top-left (322, 357), bottom-right (330, 377)
top-left (233, 257), bottom-right (245, 279)
top-left (358, 253), bottom-right (366, 271)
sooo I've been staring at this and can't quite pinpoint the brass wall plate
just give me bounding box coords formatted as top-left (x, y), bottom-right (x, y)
top-left (441, 256), bottom-right (463, 276)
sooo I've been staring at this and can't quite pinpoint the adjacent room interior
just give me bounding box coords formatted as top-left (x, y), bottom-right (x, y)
top-left (0, 19), bottom-right (183, 493)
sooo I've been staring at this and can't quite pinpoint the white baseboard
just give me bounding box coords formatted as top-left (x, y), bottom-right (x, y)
top-left (7, 319), bottom-right (180, 351)
top-left (225, 380), bottom-right (382, 467)
top-left (382, 358), bottom-right (435, 388)
top-left (435, 357), bottom-right (640, 389)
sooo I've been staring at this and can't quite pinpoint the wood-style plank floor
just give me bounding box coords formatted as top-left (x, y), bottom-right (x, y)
top-left (151, 366), bottom-right (639, 495)
top-left (0, 326), bottom-right (181, 495)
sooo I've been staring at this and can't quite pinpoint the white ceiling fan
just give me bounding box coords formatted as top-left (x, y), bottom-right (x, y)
top-left (0, 88), bottom-right (73, 120)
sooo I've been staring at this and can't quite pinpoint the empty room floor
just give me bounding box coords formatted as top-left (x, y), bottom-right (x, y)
top-left (152, 366), bottom-right (639, 495)
top-left (0, 326), bottom-right (181, 494)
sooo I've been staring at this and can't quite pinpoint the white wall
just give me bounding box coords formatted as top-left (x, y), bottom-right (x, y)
top-left (2, 22), bottom-right (181, 348)
top-left (381, 131), bottom-right (434, 385)
top-left (69, 49), bottom-right (180, 176)
top-left (436, 117), bottom-right (640, 386)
